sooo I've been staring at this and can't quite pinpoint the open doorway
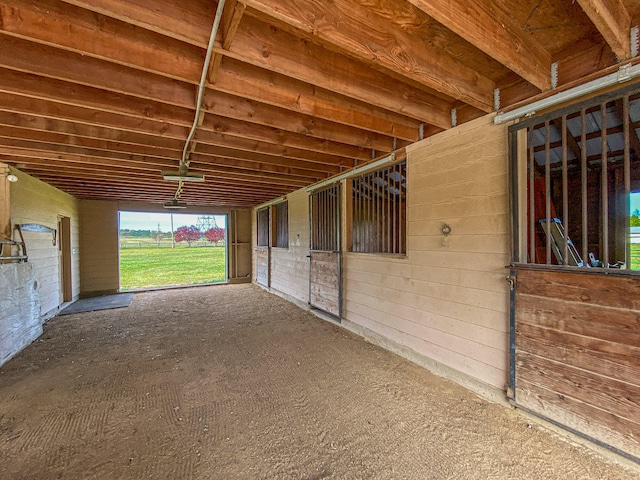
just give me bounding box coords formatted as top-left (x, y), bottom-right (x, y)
top-left (118, 212), bottom-right (227, 291)
top-left (631, 192), bottom-right (640, 269)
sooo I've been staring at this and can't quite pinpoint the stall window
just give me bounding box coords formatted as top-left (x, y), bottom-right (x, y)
top-left (256, 208), bottom-right (269, 247)
top-left (509, 85), bottom-right (640, 270)
top-left (351, 161), bottom-right (406, 254)
top-left (274, 202), bottom-right (289, 248)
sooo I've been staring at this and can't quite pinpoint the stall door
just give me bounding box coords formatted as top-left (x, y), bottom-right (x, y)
top-left (510, 268), bottom-right (640, 462)
top-left (255, 207), bottom-right (270, 287)
top-left (308, 184), bottom-right (341, 318)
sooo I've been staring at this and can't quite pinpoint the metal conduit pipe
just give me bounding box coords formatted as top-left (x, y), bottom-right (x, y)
top-left (172, 0), bottom-right (227, 201)
top-left (181, 0), bottom-right (227, 166)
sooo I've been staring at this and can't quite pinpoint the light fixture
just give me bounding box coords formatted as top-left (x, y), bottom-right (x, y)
top-left (162, 171), bottom-right (205, 182)
top-left (163, 199), bottom-right (187, 209)
top-left (6, 173), bottom-right (18, 183)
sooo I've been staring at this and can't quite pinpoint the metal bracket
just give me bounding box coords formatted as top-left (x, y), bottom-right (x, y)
top-left (551, 62), bottom-right (559, 89)
top-left (618, 63), bottom-right (632, 83)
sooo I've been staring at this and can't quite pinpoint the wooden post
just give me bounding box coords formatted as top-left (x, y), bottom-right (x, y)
top-left (0, 163), bottom-right (12, 260)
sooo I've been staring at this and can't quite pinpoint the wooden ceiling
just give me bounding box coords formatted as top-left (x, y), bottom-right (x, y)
top-left (1, 0), bottom-right (639, 207)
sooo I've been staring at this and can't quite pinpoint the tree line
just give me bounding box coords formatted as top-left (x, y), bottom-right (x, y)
top-left (120, 226), bottom-right (225, 246)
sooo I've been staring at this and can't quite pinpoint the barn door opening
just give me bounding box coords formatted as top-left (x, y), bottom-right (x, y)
top-left (308, 184), bottom-right (341, 319)
top-left (256, 207), bottom-right (270, 287)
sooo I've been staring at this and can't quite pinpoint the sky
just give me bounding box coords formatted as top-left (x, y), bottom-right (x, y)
top-left (119, 211), bottom-right (226, 232)
top-left (632, 192), bottom-right (640, 215)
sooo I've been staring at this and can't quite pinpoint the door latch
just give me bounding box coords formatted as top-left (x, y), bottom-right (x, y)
top-left (506, 276), bottom-right (516, 291)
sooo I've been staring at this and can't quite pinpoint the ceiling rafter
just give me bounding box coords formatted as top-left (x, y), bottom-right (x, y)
top-left (406, 0), bottom-right (551, 90)
top-left (0, 0), bottom-right (204, 83)
top-left (208, 0), bottom-right (246, 83)
top-left (242, 0), bottom-right (494, 111)
top-left (0, 0), bottom-right (634, 207)
top-left (220, 14), bottom-right (453, 128)
top-left (576, 0), bottom-right (633, 60)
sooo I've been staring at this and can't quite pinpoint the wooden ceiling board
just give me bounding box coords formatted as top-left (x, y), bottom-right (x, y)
top-left (0, 0), bottom-right (636, 207)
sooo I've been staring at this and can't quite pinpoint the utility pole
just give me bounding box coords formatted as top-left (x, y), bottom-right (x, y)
top-left (171, 214), bottom-right (175, 248)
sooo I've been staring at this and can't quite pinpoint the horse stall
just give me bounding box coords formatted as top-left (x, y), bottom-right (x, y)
top-left (508, 84), bottom-right (640, 461)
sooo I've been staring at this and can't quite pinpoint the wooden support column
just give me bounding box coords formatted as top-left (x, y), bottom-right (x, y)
top-left (0, 163), bottom-right (12, 259)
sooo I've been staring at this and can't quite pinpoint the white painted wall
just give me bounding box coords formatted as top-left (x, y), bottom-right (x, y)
top-left (10, 169), bottom-right (81, 317)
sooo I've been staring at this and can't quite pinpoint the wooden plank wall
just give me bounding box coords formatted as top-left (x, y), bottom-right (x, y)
top-left (255, 247), bottom-right (269, 287)
top-left (0, 263), bottom-right (41, 367)
top-left (10, 169), bottom-right (80, 316)
top-left (79, 200), bottom-right (119, 297)
top-left (309, 251), bottom-right (339, 316)
top-left (344, 114), bottom-right (511, 390)
top-left (268, 189), bottom-right (310, 301)
top-left (515, 268), bottom-right (640, 460)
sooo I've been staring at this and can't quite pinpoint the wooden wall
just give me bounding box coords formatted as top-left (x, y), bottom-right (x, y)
top-left (256, 114), bottom-right (511, 394)
top-left (229, 209), bottom-right (252, 283)
top-left (10, 169), bottom-right (81, 317)
top-left (268, 189), bottom-right (310, 301)
top-left (342, 115), bottom-right (510, 390)
top-left (515, 268), bottom-right (640, 460)
top-left (79, 200), bottom-right (119, 297)
top-left (0, 263), bottom-right (40, 367)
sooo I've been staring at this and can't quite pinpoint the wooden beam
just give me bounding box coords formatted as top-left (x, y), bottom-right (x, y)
top-left (0, 93), bottom-right (361, 162)
top-left (576, 0), bottom-right (632, 60)
top-left (0, 111), bottom-right (185, 151)
top-left (195, 129), bottom-right (352, 167)
top-left (11, 160), bottom-right (292, 197)
top-left (406, 0), bottom-right (551, 90)
top-left (0, 68), bottom-right (195, 126)
top-left (193, 144), bottom-right (340, 174)
top-left (212, 59), bottom-right (420, 141)
top-left (0, 0), bottom-right (203, 83)
top-left (0, 92), bottom-right (190, 140)
top-left (551, 119), bottom-right (582, 161)
top-left (0, 125), bottom-right (181, 160)
top-left (201, 114), bottom-right (371, 160)
top-left (0, 35), bottom-right (196, 109)
top-left (202, 90), bottom-right (395, 152)
top-left (222, 15), bottom-right (453, 128)
top-left (209, 0), bottom-right (246, 83)
top-left (59, 0), bottom-right (215, 48)
top-left (0, 140), bottom-right (321, 185)
top-left (242, 0), bottom-right (494, 111)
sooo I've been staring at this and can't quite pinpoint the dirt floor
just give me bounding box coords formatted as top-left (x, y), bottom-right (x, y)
top-left (1, 284), bottom-right (638, 479)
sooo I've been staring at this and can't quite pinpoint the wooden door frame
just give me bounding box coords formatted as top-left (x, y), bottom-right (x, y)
top-left (58, 215), bottom-right (72, 303)
top-left (308, 184), bottom-right (342, 319)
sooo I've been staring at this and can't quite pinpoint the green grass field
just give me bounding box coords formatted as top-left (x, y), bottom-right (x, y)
top-left (120, 246), bottom-right (226, 291)
top-left (631, 244), bottom-right (640, 270)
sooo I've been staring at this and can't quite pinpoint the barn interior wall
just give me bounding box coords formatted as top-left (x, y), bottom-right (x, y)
top-left (269, 189), bottom-right (311, 302)
top-left (254, 114), bottom-right (511, 398)
top-left (79, 200), bottom-right (120, 297)
top-left (10, 168), bottom-right (81, 317)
